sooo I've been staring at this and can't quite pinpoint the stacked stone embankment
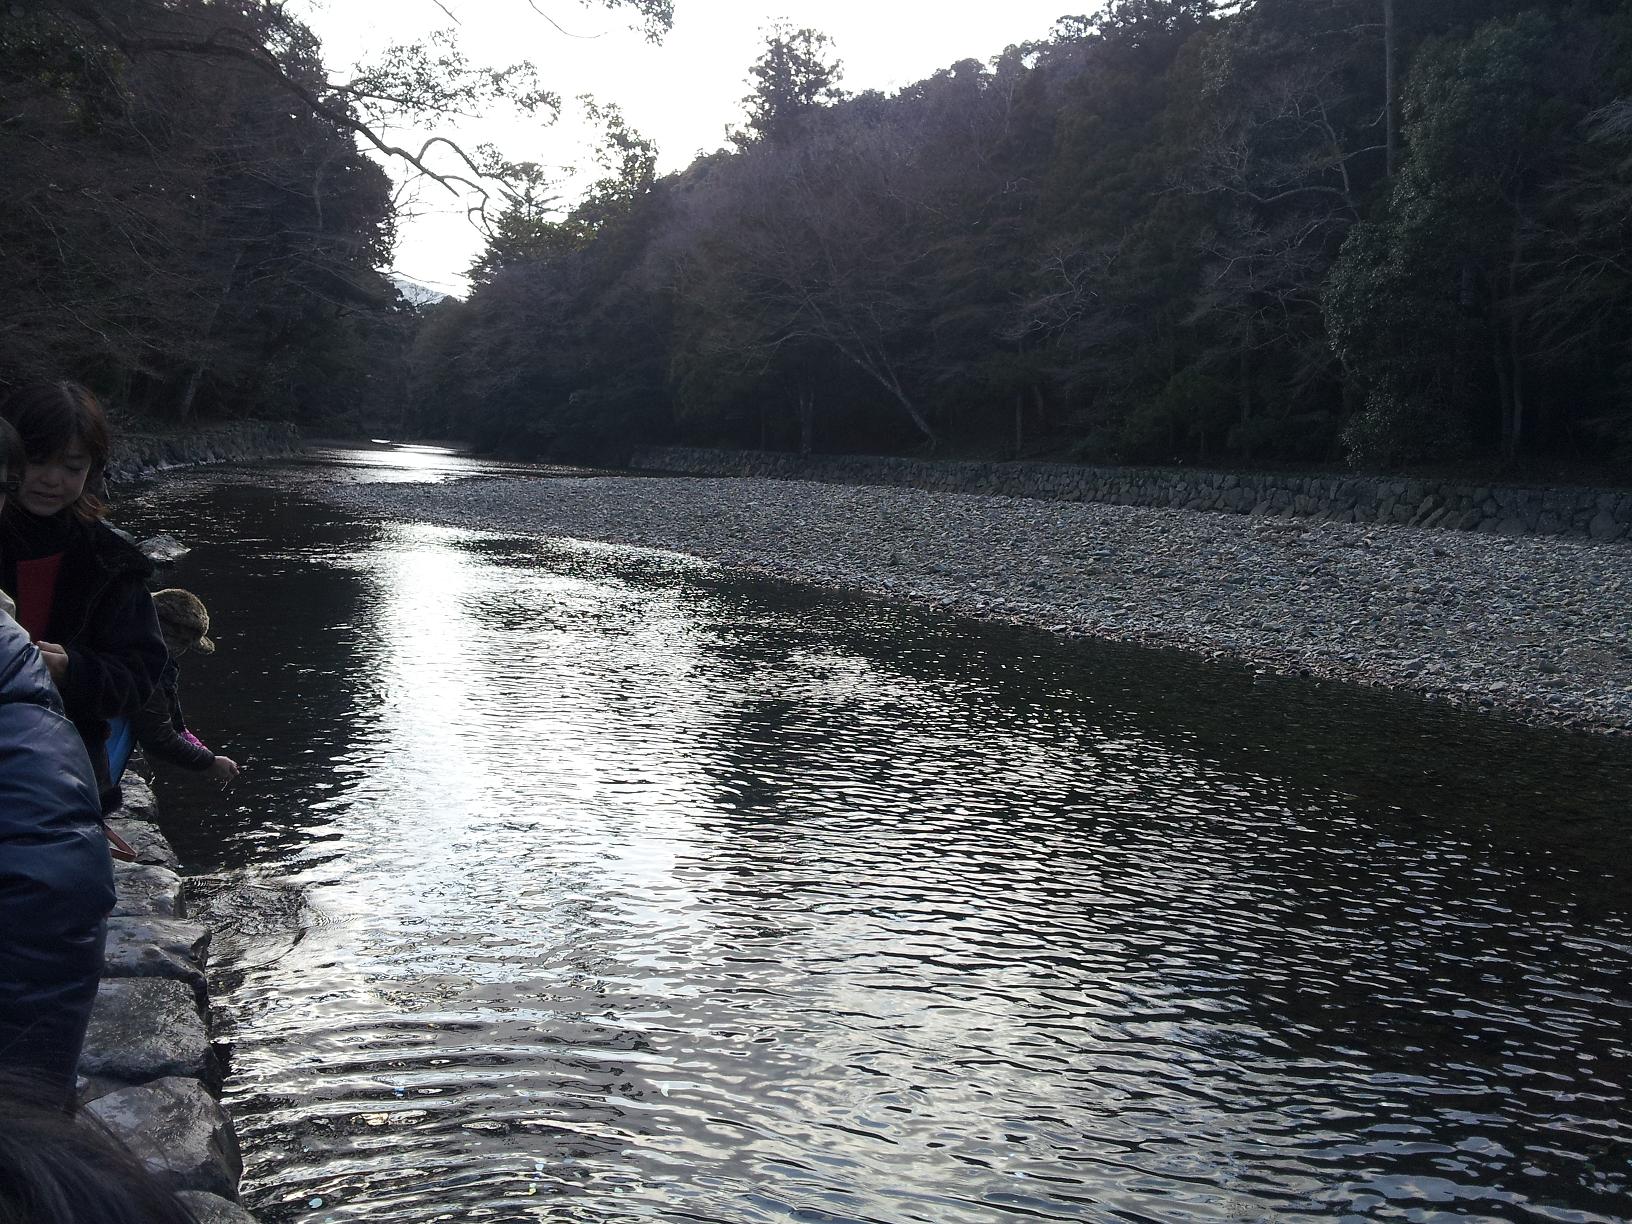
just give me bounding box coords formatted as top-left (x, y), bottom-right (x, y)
top-left (83, 773), bottom-right (256, 1224)
top-left (108, 421), bottom-right (303, 485)
top-left (631, 447), bottom-right (1632, 543)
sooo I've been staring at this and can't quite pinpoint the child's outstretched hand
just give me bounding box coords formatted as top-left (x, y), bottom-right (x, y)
top-left (207, 755), bottom-right (240, 785)
top-left (36, 640), bottom-right (68, 682)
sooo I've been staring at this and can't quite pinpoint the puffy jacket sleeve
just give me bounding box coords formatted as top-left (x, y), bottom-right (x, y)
top-left (56, 572), bottom-right (166, 724)
top-left (0, 617), bottom-right (114, 936)
top-left (0, 615), bottom-right (114, 1101)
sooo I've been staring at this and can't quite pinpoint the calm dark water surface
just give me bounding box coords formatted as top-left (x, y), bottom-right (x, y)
top-left (125, 450), bottom-right (1632, 1223)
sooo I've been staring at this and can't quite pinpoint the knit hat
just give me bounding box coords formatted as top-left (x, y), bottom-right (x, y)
top-left (151, 588), bottom-right (214, 654)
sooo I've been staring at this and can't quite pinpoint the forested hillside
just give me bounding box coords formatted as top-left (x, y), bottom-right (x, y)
top-left (416, 0), bottom-right (1632, 475)
top-left (1, 2), bottom-right (392, 424)
top-left (0, 0), bottom-right (666, 428)
top-left (4, 1), bottom-right (1629, 477)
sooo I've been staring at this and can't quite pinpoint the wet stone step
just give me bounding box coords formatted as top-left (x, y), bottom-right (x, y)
top-left (102, 917), bottom-right (211, 1011)
top-left (179, 1191), bottom-right (262, 1224)
top-left (80, 977), bottom-right (218, 1087)
top-left (107, 818), bottom-right (180, 868)
top-left (83, 1076), bottom-right (243, 1200)
top-left (112, 862), bottom-right (187, 919)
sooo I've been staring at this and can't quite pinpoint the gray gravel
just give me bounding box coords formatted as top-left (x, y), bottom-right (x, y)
top-left (329, 473), bottom-right (1632, 738)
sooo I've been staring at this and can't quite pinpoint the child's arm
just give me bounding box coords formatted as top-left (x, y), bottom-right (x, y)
top-left (130, 676), bottom-right (216, 772)
top-left (56, 578), bottom-right (166, 722)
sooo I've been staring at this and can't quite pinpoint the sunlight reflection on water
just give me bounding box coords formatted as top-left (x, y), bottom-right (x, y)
top-left (297, 442), bottom-right (598, 485)
top-left (127, 453), bottom-right (1632, 1224)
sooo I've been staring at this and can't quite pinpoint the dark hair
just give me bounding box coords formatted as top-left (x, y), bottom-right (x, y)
top-left (0, 382), bottom-right (111, 520)
top-left (0, 1075), bottom-right (198, 1223)
top-left (0, 418), bottom-right (22, 487)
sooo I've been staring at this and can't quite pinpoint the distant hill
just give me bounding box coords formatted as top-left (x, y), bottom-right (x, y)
top-left (389, 274), bottom-right (456, 306)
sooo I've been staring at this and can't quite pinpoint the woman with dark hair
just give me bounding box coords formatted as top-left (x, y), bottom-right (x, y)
top-left (0, 416), bottom-right (113, 1105)
top-left (0, 382), bottom-right (166, 815)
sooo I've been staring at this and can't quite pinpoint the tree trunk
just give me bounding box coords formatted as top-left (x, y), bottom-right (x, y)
top-left (1504, 221), bottom-right (1527, 460)
top-left (1507, 322), bottom-right (1525, 460)
top-left (1234, 318), bottom-right (1254, 463)
top-left (174, 362), bottom-right (207, 423)
top-left (172, 248), bottom-right (244, 421)
top-left (1492, 328), bottom-right (1514, 458)
top-left (1383, 0), bottom-right (1398, 177)
top-left (892, 385), bottom-right (939, 450)
top-left (1453, 260), bottom-right (1476, 418)
top-left (834, 344), bottom-right (939, 448)
top-left (1014, 391), bottom-right (1024, 458)
top-left (798, 387), bottom-right (815, 454)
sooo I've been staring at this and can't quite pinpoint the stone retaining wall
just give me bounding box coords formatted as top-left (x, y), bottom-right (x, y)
top-left (629, 447), bottom-right (1632, 543)
top-left (86, 774), bottom-right (257, 1223)
top-left (107, 421), bottom-right (303, 485)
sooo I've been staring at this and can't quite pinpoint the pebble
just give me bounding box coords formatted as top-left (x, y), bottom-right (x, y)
top-left (327, 475), bottom-right (1632, 739)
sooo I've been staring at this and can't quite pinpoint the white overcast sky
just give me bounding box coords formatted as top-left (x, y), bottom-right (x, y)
top-left (291, 0), bottom-right (1080, 293)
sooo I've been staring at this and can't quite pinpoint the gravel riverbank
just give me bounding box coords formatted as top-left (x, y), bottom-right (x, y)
top-left (328, 473), bottom-right (1632, 738)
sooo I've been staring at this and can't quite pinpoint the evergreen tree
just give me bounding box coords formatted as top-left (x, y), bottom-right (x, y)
top-left (730, 23), bottom-right (846, 148)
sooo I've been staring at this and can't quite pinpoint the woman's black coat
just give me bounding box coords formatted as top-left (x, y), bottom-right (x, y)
top-left (1, 513), bottom-right (167, 812)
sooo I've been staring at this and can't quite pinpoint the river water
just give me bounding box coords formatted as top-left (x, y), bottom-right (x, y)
top-left (124, 447), bottom-right (1632, 1223)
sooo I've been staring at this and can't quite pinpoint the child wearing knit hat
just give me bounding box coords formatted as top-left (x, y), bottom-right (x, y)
top-left (132, 588), bottom-right (239, 786)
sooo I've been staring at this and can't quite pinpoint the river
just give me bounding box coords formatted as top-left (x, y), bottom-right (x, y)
top-left (124, 446), bottom-right (1632, 1223)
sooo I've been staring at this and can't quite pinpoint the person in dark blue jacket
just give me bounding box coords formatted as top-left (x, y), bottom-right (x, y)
top-left (0, 418), bottom-right (114, 1107)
